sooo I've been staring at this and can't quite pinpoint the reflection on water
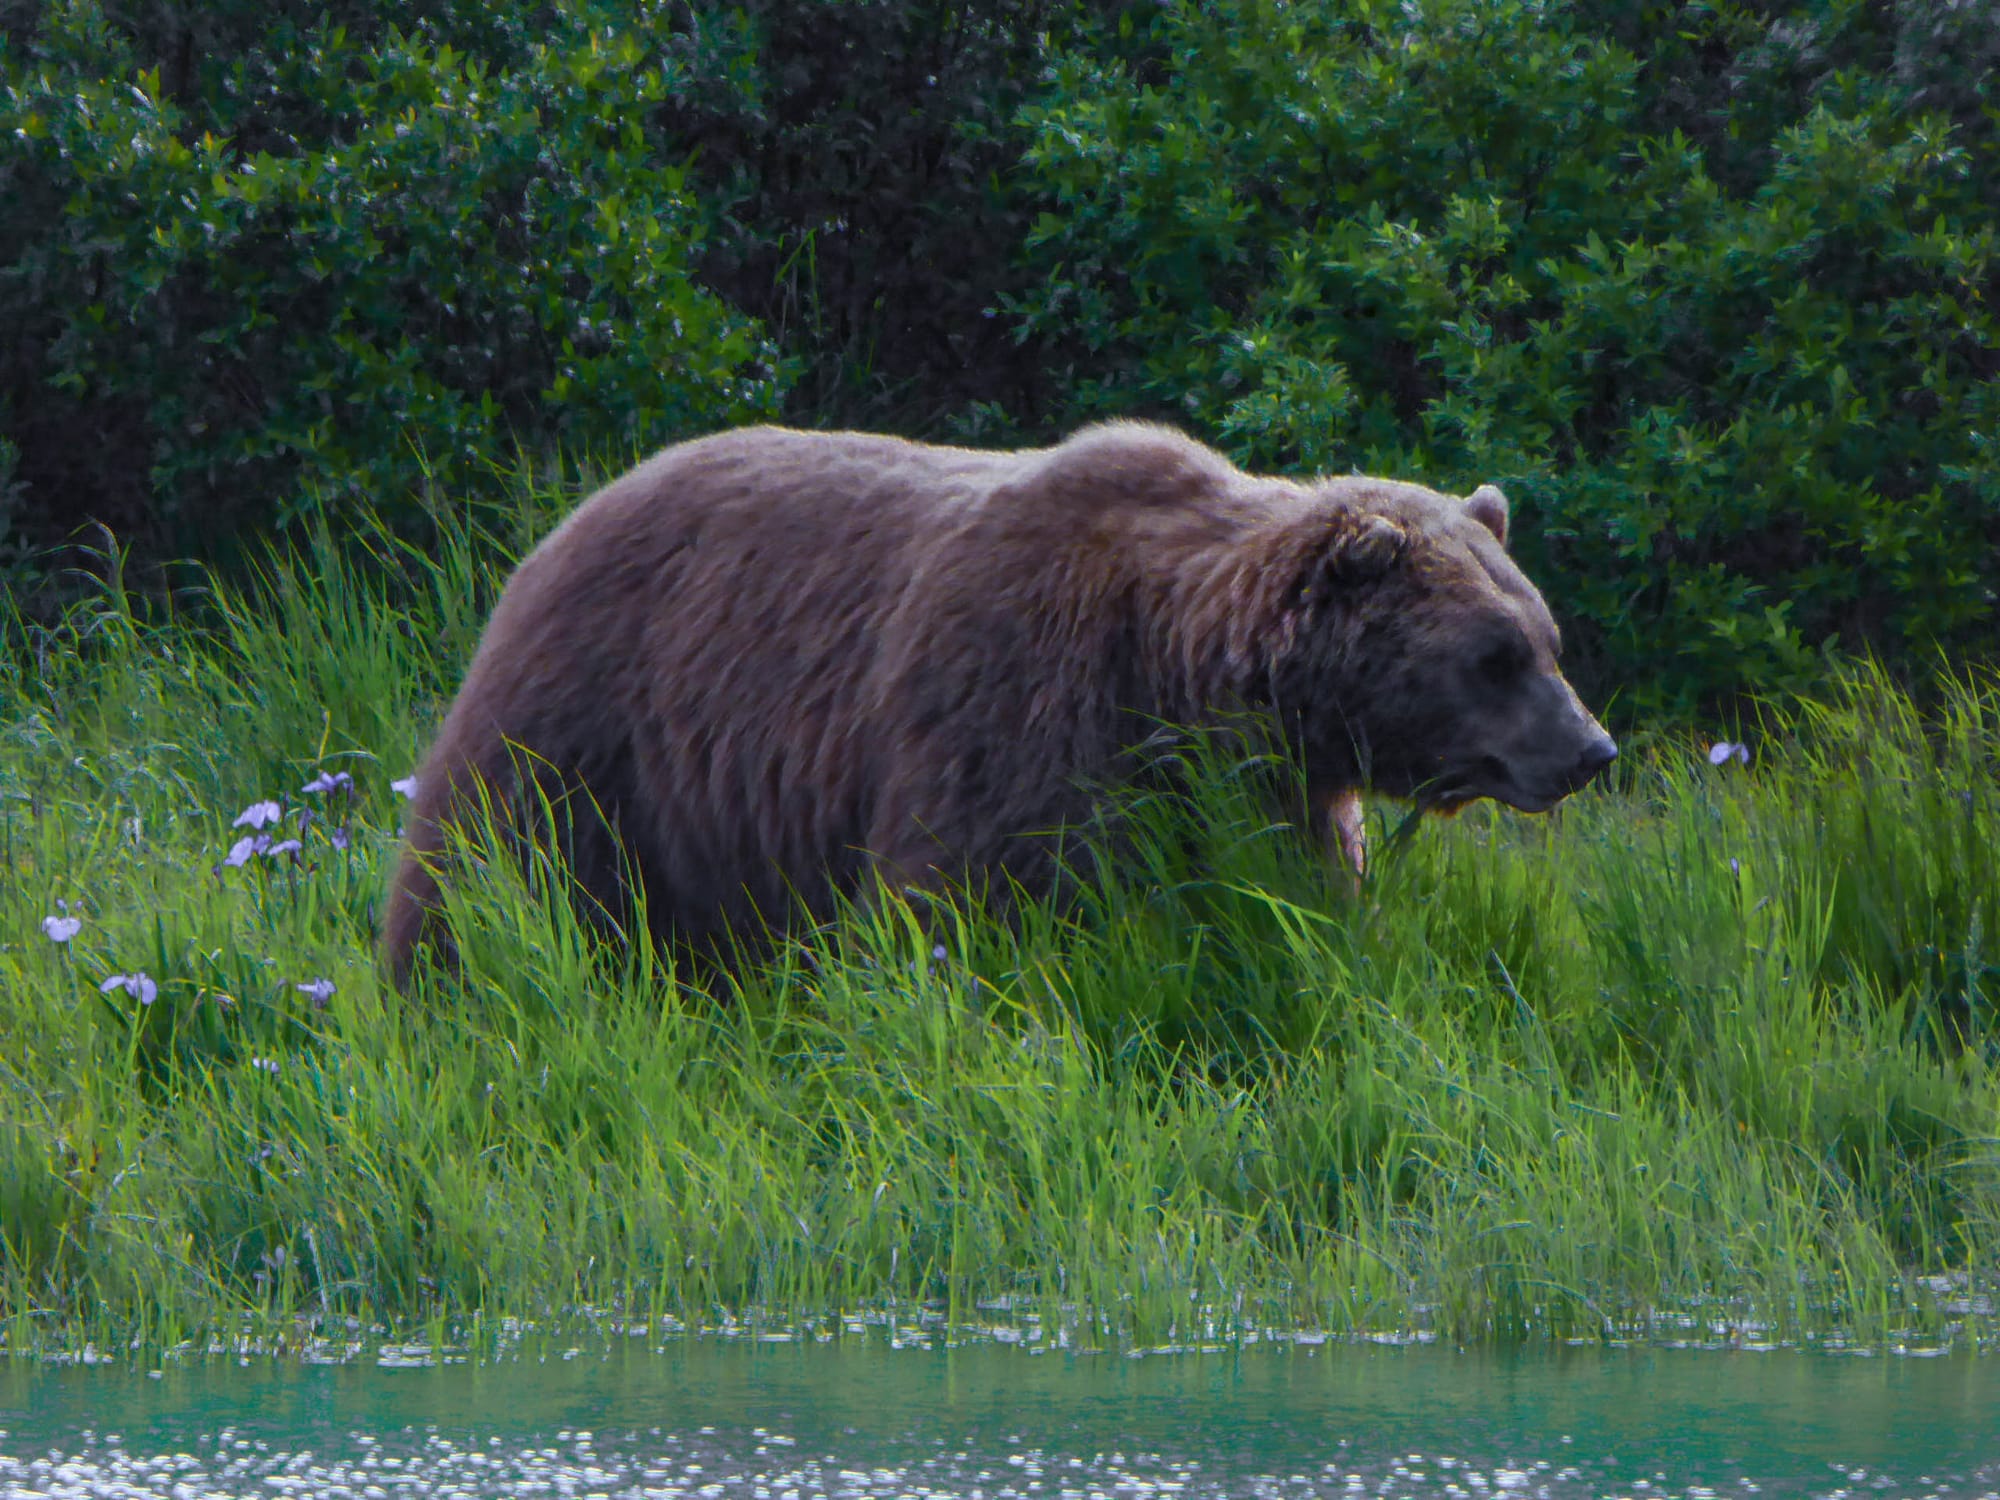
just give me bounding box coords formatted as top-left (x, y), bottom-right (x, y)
top-left (3, 1340), bottom-right (1997, 1498)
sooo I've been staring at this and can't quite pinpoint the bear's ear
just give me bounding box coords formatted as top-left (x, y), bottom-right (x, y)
top-left (1296, 512), bottom-right (1407, 604)
top-left (1465, 483), bottom-right (1509, 546)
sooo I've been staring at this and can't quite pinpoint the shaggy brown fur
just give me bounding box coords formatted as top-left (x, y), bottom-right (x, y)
top-left (382, 422), bottom-right (1615, 986)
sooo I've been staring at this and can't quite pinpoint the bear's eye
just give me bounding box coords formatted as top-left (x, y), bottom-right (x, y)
top-left (1477, 637), bottom-right (1530, 684)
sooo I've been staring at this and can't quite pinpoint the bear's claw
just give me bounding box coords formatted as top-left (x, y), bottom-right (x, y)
top-left (1325, 788), bottom-right (1366, 881)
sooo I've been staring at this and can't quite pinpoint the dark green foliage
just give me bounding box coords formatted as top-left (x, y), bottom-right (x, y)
top-left (0, 0), bottom-right (1117, 584)
top-left (1013, 0), bottom-right (2000, 711)
top-left (0, 0), bottom-right (781, 572)
top-left (651, 0), bottom-right (1119, 435)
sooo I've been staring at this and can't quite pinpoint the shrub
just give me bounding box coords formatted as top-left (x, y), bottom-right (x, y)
top-left (651, 0), bottom-right (1121, 438)
top-left (0, 0), bottom-right (783, 576)
top-left (1012, 0), bottom-right (2000, 712)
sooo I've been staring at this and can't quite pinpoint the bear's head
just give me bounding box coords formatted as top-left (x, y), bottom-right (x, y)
top-left (1262, 476), bottom-right (1617, 819)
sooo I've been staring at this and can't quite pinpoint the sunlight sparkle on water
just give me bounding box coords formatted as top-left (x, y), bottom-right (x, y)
top-left (1, 1426), bottom-right (1995, 1500)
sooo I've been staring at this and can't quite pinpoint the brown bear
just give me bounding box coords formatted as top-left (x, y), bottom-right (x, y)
top-left (382, 421), bottom-right (1615, 986)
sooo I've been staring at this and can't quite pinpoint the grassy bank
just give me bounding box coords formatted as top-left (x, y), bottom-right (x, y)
top-left (2, 490), bottom-right (1997, 1357)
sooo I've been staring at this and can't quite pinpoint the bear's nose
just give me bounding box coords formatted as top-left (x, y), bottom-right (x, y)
top-left (1567, 734), bottom-right (1618, 790)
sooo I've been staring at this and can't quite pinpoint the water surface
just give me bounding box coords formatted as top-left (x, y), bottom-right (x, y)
top-left (4, 1339), bottom-right (1996, 1497)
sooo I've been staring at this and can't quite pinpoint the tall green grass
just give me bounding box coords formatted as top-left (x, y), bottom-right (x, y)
top-left (2, 481), bottom-right (1996, 1356)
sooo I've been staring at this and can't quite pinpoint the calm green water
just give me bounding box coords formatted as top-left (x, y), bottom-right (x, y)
top-left (3, 1340), bottom-right (1996, 1497)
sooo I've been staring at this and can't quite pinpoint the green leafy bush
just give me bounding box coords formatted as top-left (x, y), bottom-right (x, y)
top-left (0, 0), bottom-right (782, 568)
top-left (1013, 0), bottom-right (2000, 711)
top-left (651, 0), bottom-right (1119, 437)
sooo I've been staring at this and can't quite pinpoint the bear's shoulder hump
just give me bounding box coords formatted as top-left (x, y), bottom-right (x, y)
top-left (1025, 422), bottom-right (1236, 513)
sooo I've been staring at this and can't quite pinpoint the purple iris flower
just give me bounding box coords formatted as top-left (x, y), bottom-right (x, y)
top-left (100, 972), bottom-right (158, 1005)
top-left (223, 833), bottom-right (272, 868)
top-left (232, 800), bottom-right (283, 830)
